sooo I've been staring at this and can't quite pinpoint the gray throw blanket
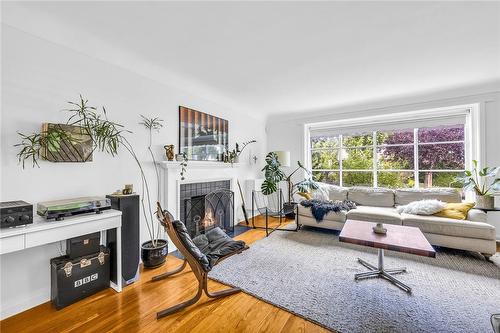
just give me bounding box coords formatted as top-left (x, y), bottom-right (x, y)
top-left (300, 199), bottom-right (357, 222)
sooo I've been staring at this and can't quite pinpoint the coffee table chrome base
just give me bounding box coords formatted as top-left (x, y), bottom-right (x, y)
top-left (355, 249), bottom-right (412, 293)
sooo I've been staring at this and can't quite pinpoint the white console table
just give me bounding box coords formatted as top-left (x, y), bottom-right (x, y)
top-left (0, 209), bottom-right (123, 292)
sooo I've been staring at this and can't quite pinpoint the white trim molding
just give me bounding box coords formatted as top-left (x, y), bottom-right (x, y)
top-left (304, 103), bottom-right (484, 190)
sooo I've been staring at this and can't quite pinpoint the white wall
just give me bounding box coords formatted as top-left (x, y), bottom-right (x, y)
top-left (267, 84), bottom-right (500, 186)
top-left (0, 26), bottom-right (266, 318)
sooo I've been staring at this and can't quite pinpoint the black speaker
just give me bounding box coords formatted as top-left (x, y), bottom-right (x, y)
top-left (106, 194), bottom-right (140, 285)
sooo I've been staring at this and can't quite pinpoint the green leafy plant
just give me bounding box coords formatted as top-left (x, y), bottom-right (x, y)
top-left (261, 152), bottom-right (318, 202)
top-left (15, 127), bottom-right (74, 168)
top-left (180, 152), bottom-right (188, 180)
top-left (226, 139), bottom-right (256, 164)
top-left (15, 95), bottom-right (165, 248)
top-left (455, 160), bottom-right (500, 196)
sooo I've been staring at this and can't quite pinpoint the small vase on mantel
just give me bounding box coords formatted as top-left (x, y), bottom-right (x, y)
top-left (476, 195), bottom-right (494, 209)
top-left (164, 145), bottom-right (175, 161)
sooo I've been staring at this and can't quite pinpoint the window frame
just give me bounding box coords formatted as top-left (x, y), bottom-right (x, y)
top-left (307, 107), bottom-right (476, 189)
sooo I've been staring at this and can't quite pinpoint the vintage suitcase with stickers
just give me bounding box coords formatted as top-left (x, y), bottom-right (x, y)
top-left (50, 245), bottom-right (110, 309)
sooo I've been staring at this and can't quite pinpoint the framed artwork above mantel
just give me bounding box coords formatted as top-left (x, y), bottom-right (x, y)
top-left (179, 106), bottom-right (228, 161)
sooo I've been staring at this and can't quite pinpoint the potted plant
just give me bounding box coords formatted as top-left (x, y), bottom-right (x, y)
top-left (261, 152), bottom-right (318, 217)
top-left (15, 96), bottom-right (169, 268)
top-left (138, 115), bottom-right (168, 268)
top-left (226, 140), bottom-right (256, 164)
top-left (455, 160), bottom-right (500, 209)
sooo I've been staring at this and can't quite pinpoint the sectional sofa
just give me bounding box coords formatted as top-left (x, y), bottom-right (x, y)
top-left (296, 184), bottom-right (497, 257)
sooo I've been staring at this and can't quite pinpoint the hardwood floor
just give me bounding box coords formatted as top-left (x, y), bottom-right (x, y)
top-left (0, 216), bottom-right (331, 333)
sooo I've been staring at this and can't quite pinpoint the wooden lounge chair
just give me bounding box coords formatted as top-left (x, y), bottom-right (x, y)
top-left (153, 202), bottom-right (249, 319)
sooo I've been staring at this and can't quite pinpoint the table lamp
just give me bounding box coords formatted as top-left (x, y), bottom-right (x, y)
top-left (274, 151), bottom-right (290, 167)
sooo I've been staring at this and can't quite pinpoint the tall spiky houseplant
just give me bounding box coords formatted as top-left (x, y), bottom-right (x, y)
top-left (15, 96), bottom-right (167, 265)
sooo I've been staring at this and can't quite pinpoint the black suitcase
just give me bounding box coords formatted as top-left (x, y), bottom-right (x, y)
top-left (51, 246), bottom-right (110, 309)
top-left (66, 232), bottom-right (101, 259)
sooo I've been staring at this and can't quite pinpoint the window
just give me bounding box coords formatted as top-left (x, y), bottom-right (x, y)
top-left (310, 124), bottom-right (466, 189)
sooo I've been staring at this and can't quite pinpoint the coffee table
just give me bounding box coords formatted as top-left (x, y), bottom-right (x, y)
top-left (339, 219), bottom-right (436, 293)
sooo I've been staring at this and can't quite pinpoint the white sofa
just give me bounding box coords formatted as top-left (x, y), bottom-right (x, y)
top-left (296, 185), bottom-right (497, 257)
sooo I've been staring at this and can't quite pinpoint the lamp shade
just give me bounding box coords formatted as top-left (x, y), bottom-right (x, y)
top-left (274, 151), bottom-right (291, 167)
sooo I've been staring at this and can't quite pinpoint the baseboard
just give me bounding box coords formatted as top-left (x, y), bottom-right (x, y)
top-left (1, 291), bottom-right (49, 320)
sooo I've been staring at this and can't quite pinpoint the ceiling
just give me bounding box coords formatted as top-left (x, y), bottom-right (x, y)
top-left (2, 1), bottom-right (500, 118)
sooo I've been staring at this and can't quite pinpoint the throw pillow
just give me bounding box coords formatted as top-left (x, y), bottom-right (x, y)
top-left (433, 202), bottom-right (475, 220)
top-left (396, 199), bottom-right (446, 215)
top-left (297, 192), bottom-right (312, 200)
top-left (311, 185), bottom-right (329, 201)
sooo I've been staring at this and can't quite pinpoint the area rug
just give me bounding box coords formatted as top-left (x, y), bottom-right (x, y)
top-left (208, 226), bottom-right (500, 333)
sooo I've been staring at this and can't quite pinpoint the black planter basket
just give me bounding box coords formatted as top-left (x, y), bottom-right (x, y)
top-left (283, 202), bottom-right (297, 219)
top-left (141, 239), bottom-right (168, 268)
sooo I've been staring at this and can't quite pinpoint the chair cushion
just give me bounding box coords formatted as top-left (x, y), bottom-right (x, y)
top-left (401, 213), bottom-right (495, 240)
top-left (172, 220), bottom-right (212, 271)
top-left (395, 188), bottom-right (461, 205)
top-left (347, 187), bottom-right (395, 207)
top-left (346, 206), bottom-right (402, 225)
top-left (193, 227), bottom-right (247, 268)
top-left (297, 205), bottom-right (347, 223)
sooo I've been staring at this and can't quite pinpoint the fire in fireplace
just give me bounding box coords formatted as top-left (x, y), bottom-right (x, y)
top-left (180, 180), bottom-right (234, 238)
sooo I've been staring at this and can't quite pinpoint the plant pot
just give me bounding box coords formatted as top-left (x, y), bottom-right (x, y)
top-left (283, 202), bottom-right (297, 219)
top-left (476, 195), bottom-right (494, 209)
top-left (141, 239), bottom-right (168, 268)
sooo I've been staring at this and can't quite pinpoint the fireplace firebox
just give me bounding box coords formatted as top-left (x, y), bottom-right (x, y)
top-left (180, 180), bottom-right (233, 238)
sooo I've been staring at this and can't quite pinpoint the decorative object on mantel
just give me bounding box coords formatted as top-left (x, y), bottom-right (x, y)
top-left (15, 95), bottom-right (168, 268)
top-left (164, 144), bottom-right (175, 161)
top-left (225, 140), bottom-right (257, 164)
top-left (455, 160), bottom-right (500, 209)
top-left (261, 151), bottom-right (318, 218)
top-left (179, 106), bottom-right (228, 161)
top-left (179, 152), bottom-right (188, 180)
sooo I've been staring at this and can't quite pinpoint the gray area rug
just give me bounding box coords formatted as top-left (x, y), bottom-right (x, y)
top-left (208, 225), bottom-right (500, 333)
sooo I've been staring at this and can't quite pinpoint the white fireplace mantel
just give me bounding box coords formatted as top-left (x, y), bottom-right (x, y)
top-left (156, 161), bottom-right (247, 223)
top-left (157, 160), bottom-right (242, 169)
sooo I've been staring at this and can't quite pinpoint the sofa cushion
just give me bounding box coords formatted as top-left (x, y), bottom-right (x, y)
top-left (312, 183), bottom-right (348, 201)
top-left (323, 184), bottom-right (349, 201)
top-left (311, 185), bottom-right (330, 201)
top-left (297, 205), bottom-right (347, 223)
top-left (466, 209), bottom-right (487, 223)
top-left (395, 188), bottom-right (461, 205)
top-left (346, 206), bottom-right (402, 225)
top-left (401, 213), bottom-right (495, 240)
top-left (347, 187), bottom-right (395, 207)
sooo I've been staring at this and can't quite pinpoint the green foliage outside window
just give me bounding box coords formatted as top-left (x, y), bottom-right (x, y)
top-left (311, 126), bottom-right (465, 189)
